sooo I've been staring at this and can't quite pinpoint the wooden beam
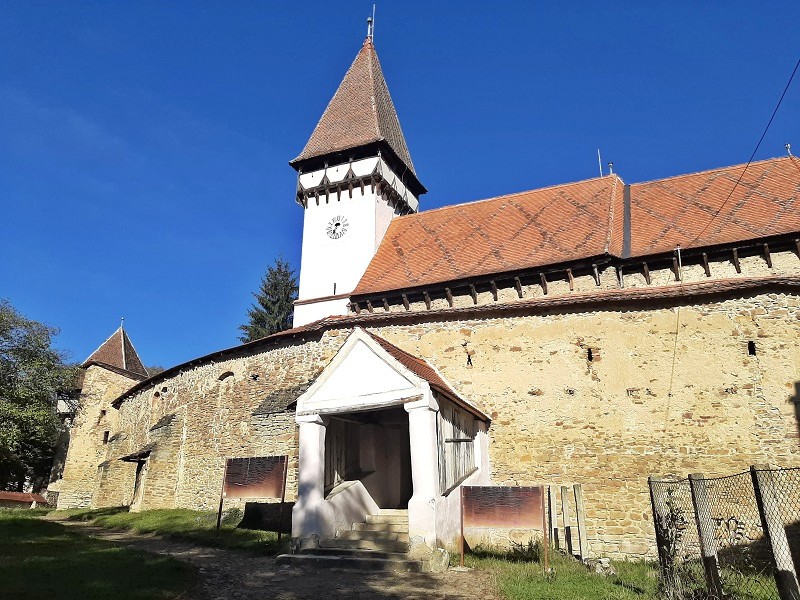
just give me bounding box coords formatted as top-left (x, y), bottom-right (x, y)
top-left (366, 300), bottom-right (374, 313)
top-left (795, 239), bottom-right (800, 259)
top-left (383, 298), bottom-right (390, 312)
top-left (423, 291), bottom-right (432, 310)
top-left (490, 280), bottom-right (498, 301)
top-left (672, 257), bottom-right (681, 281)
top-left (643, 262), bottom-right (651, 284)
top-left (401, 294), bottom-right (410, 311)
top-left (540, 273), bottom-right (548, 295)
top-left (702, 253), bottom-right (711, 277)
top-left (616, 267), bottom-right (624, 288)
top-left (592, 264), bottom-right (600, 286)
top-left (445, 288), bottom-right (454, 307)
top-left (732, 247), bottom-right (741, 273)
top-left (514, 277), bottom-right (523, 298)
top-left (566, 268), bottom-right (574, 291)
top-left (352, 302), bottom-right (361, 315)
top-left (763, 243), bottom-right (772, 268)
top-left (469, 284), bottom-right (478, 305)
top-left (360, 179), bottom-right (365, 195)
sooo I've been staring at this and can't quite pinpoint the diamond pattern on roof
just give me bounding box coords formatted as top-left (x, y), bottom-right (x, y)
top-left (353, 157), bottom-right (800, 297)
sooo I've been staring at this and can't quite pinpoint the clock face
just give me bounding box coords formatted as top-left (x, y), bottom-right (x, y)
top-left (326, 215), bottom-right (349, 239)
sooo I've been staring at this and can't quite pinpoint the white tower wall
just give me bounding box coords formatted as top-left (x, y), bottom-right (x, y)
top-left (293, 157), bottom-right (418, 327)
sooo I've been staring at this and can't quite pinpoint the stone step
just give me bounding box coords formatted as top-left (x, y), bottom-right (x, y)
top-left (365, 514), bottom-right (408, 525)
top-left (336, 529), bottom-right (409, 543)
top-left (276, 553), bottom-right (424, 572)
top-left (353, 521), bottom-right (409, 533)
top-left (320, 537), bottom-right (409, 553)
top-left (377, 508), bottom-right (408, 516)
top-left (299, 547), bottom-right (408, 560)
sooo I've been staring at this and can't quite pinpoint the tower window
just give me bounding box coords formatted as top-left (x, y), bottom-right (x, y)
top-left (587, 348), bottom-right (594, 362)
top-left (102, 431), bottom-right (110, 444)
top-left (748, 341), bottom-right (756, 356)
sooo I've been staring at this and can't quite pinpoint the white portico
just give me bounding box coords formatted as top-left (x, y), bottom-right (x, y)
top-left (291, 328), bottom-right (490, 556)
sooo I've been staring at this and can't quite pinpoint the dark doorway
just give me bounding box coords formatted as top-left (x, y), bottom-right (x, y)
top-left (324, 407), bottom-right (412, 509)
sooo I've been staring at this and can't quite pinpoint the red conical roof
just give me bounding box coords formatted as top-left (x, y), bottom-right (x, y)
top-left (83, 326), bottom-right (148, 379)
top-left (291, 37), bottom-right (416, 176)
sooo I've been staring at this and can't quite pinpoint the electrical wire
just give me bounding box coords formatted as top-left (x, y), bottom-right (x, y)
top-left (687, 57), bottom-right (800, 248)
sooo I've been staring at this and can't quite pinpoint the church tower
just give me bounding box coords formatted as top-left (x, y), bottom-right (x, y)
top-left (290, 33), bottom-right (426, 327)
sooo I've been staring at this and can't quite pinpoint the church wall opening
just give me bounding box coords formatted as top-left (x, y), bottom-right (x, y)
top-left (324, 407), bottom-right (412, 509)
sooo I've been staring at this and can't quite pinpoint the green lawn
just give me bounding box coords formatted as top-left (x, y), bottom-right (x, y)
top-left (0, 510), bottom-right (193, 600)
top-left (62, 506), bottom-right (287, 554)
top-left (461, 550), bottom-right (659, 600)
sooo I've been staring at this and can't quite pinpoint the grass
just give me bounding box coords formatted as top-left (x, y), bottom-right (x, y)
top-left (60, 506), bottom-right (288, 554)
top-left (0, 509), bottom-right (193, 600)
top-left (459, 548), bottom-right (659, 600)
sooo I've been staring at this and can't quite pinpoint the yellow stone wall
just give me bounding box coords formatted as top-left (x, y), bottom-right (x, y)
top-left (60, 284), bottom-right (800, 558)
top-left (56, 365), bottom-right (140, 509)
top-left (371, 291), bottom-right (800, 557)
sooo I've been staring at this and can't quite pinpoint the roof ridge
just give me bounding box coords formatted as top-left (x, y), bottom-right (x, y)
top-left (393, 174), bottom-right (623, 220)
top-left (632, 155), bottom-right (790, 186)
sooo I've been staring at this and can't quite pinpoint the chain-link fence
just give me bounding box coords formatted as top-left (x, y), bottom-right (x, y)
top-left (649, 466), bottom-right (800, 600)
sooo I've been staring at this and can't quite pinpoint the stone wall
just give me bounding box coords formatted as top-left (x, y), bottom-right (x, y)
top-left (369, 290), bottom-right (800, 557)
top-left (61, 284), bottom-right (800, 559)
top-left (94, 332), bottom-right (348, 512)
top-left (56, 365), bottom-right (140, 509)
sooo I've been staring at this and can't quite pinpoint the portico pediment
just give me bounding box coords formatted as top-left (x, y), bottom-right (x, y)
top-left (296, 328), bottom-right (429, 416)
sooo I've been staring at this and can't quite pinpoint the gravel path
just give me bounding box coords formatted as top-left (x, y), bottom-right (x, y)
top-left (54, 520), bottom-right (499, 600)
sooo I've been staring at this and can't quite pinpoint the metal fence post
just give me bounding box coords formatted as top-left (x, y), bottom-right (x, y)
top-left (688, 473), bottom-right (724, 599)
top-left (751, 465), bottom-right (800, 600)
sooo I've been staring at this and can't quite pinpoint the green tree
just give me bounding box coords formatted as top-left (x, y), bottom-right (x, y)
top-left (0, 300), bottom-right (78, 492)
top-left (238, 257), bottom-right (299, 343)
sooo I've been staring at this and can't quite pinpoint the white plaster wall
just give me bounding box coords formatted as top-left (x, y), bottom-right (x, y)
top-left (294, 157), bottom-right (417, 327)
top-left (293, 297), bottom-right (351, 327)
top-left (302, 340), bottom-right (418, 412)
top-left (324, 480), bottom-right (380, 535)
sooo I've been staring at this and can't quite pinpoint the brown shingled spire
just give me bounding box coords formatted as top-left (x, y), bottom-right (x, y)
top-left (83, 326), bottom-right (148, 379)
top-left (290, 36), bottom-right (417, 177)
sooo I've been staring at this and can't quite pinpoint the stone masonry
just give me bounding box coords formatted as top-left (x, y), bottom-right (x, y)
top-left (59, 280), bottom-right (800, 559)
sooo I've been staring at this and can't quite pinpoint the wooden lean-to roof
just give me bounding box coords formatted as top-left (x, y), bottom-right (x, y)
top-left (83, 326), bottom-right (149, 379)
top-left (353, 156), bottom-right (800, 297)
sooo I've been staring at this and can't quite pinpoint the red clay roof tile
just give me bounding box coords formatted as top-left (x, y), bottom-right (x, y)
top-left (354, 156), bottom-right (800, 296)
top-left (291, 38), bottom-right (416, 176)
top-left (83, 327), bottom-right (148, 378)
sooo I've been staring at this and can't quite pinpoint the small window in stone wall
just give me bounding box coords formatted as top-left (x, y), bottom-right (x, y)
top-left (102, 431), bottom-right (110, 444)
top-left (587, 348), bottom-right (594, 362)
top-left (748, 341), bottom-right (756, 356)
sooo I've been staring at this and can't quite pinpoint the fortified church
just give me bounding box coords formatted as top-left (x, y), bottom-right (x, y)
top-left (52, 33), bottom-right (800, 561)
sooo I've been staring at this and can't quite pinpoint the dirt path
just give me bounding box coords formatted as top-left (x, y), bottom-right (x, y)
top-left (54, 520), bottom-right (499, 600)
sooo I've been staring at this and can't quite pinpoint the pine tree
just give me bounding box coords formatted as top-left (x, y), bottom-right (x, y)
top-left (238, 258), bottom-right (299, 343)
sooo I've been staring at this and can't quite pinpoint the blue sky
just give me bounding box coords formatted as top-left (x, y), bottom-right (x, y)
top-left (1, 2), bottom-right (798, 368)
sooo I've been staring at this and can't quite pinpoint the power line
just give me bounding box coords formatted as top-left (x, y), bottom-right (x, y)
top-left (688, 57), bottom-right (800, 248)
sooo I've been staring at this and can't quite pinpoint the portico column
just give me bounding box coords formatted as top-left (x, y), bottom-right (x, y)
top-left (405, 394), bottom-right (439, 553)
top-left (291, 414), bottom-right (332, 544)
